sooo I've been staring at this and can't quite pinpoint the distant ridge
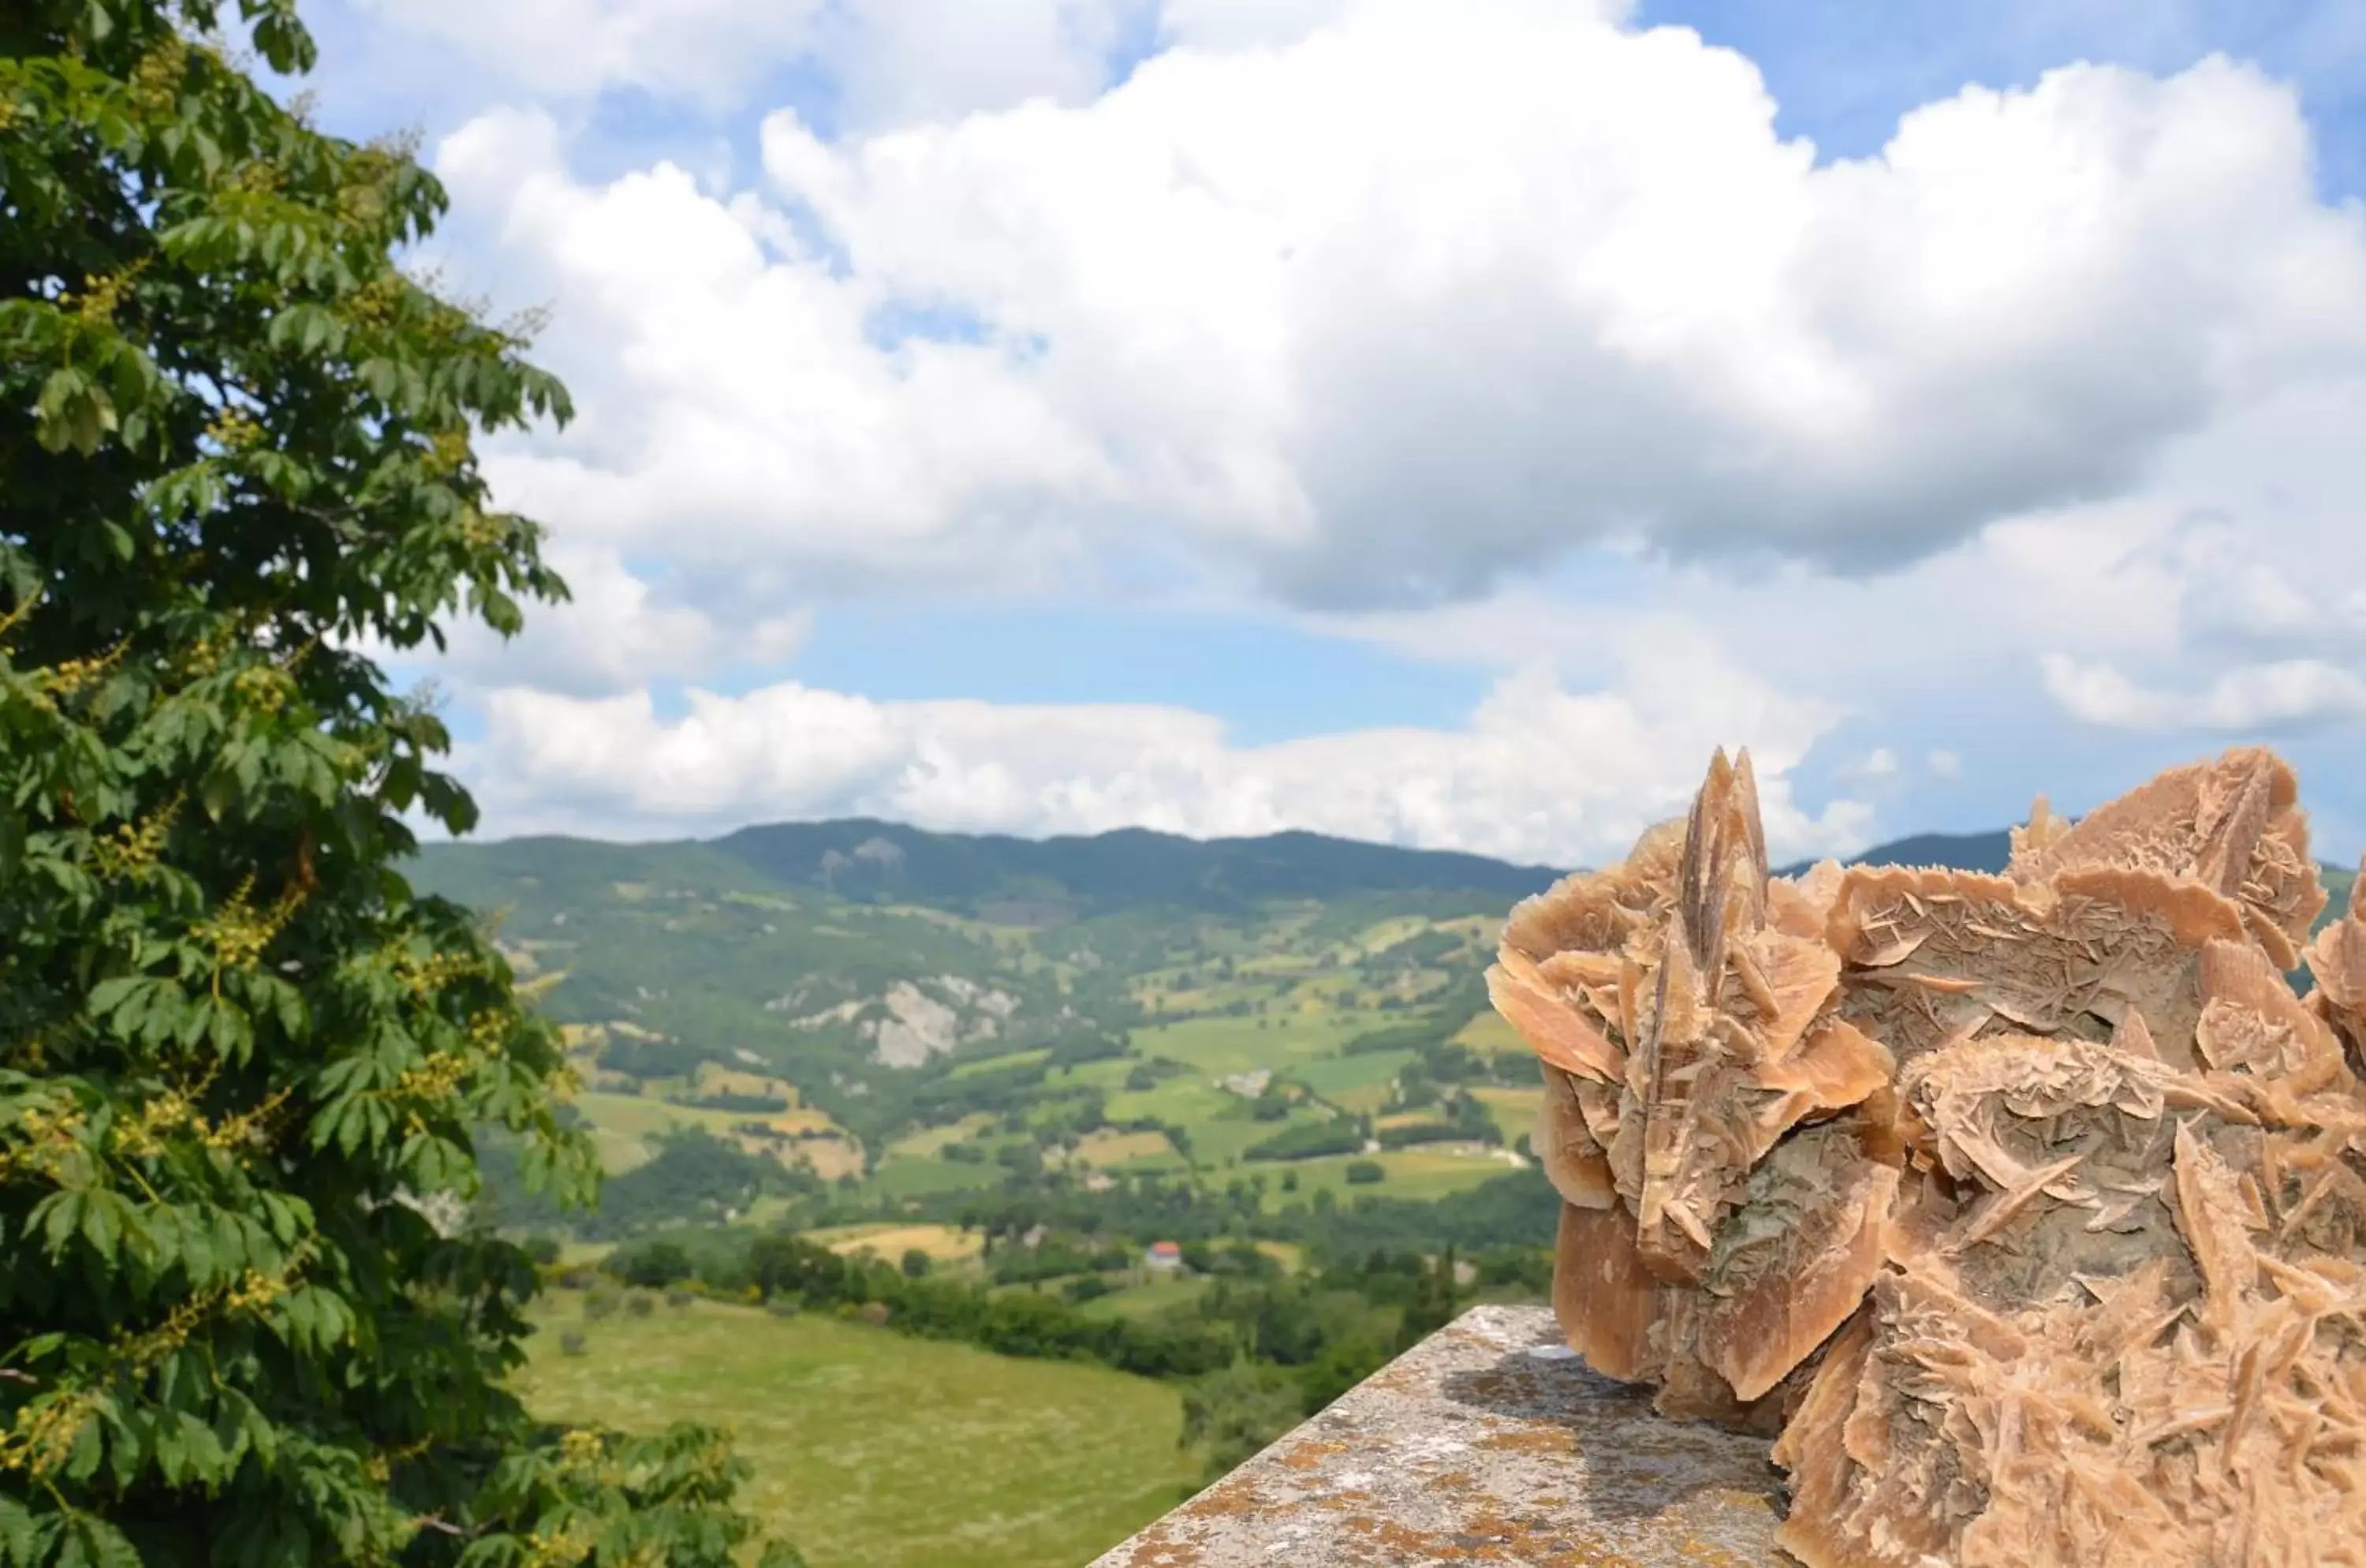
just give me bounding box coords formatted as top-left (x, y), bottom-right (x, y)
top-left (711, 819), bottom-right (1567, 919)
top-left (416, 818), bottom-right (1567, 923)
top-left (1773, 829), bottom-right (2013, 880)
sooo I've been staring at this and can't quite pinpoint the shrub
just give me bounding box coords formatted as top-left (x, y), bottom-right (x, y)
top-left (614, 1238), bottom-right (696, 1289)
top-left (585, 1286), bottom-right (622, 1321)
top-left (626, 1291), bottom-right (657, 1318)
top-left (1179, 1361), bottom-right (1305, 1484)
top-left (1345, 1161), bottom-right (1387, 1185)
top-left (667, 1287), bottom-right (697, 1309)
top-left (559, 1331), bottom-right (590, 1358)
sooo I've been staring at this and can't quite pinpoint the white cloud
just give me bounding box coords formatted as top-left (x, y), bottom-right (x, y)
top-left (431, 10), bottom-right (2366, 618)
top-left (425, 545), bottom-right (809, 697)
top-left (374, 1), bottom-right (2366, 858)
top-left (2041, 653), bottom-right (2366, 730)
top-left (453, 637), bottom-right (1871, 868)
top-left (827, 0), bottom-right (1150, 127)
top-left (1312, 368), bottom-right (2366, 745)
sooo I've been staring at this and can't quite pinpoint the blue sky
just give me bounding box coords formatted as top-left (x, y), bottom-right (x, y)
top-left (300, 0), bottom-right (2366, 868)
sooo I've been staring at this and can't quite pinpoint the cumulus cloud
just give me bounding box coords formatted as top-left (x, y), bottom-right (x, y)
top-left (375, 0), bottom-right (2366, 857)
top-left (452, 638), bottom-right (1872, 868)
top-left (2041, 654), bottom-right (2366, 731)
top-left (422, 546), bottom-right (809, 697)
top-left (432, 8), bottom-right (2366, 616)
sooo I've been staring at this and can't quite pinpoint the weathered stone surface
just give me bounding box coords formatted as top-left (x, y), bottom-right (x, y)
top-left (1088, 1304), bottom-right (1783, 1567)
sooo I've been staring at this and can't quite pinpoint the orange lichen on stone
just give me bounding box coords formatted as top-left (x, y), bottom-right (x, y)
top-left (1490, 747), bottom-right (2366, 1568)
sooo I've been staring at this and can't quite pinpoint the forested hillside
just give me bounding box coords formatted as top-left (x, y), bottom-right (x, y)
top-left (410, 822), bottom-right (1566, 1229)
top-left (412, 816), bottom-right (2362, 1246)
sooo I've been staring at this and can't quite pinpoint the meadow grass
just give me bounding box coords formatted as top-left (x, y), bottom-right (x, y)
top-left (515, 1298), bottom-right (1196, 1568)
top-left (1450, 1010), bottom-right (1528, 1055)
top-left (1132, 1011), bottom-right (1371, 1077)
top-left (812, 1221), bottom-right (983, 1264)
top-left (1073, 1129), bottom-right (1174, 1167)
top-left (1076, 1272), bottom-right (1217, 1320)
top-left (574, 1091), bottom-right (758, 1145)
top-left (947, 1047), bottom-right (1054, 1080)
top-left (1468, 1085), bottom-right (1544, 1146)
top-left (1292, 1048), bottom-right (1412, 1114)
top-left (883, 1116), bottom-right (996, 1158)
top-left (867, 1154), bottom-right (998, 1200)
top-left (1256, 1147), bottom-right (1514, 1208)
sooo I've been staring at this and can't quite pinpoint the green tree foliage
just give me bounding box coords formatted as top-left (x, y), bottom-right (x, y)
top-left (1241, 1119), bottom-right (1360, 1163)
top-left (568, 1128), bottom-right (806, 1241)
top-left (742, 1236), bottom-right (1234, 1379)
top-left (1391, 1247), bottom-right (1462, 1353)
top-left (0, 2), bottom-right (796, 1561)
top-left (610, 1241), bottom-right (692, 1291)
top-left (1176, 1361), bottom-right (1302, 1484)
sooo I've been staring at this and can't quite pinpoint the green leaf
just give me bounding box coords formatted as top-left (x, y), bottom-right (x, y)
top-left (39, 369), bottom-right (117, 457)
top-left (80, 1188), bottom-right (125, 1263)
top-left (87, 974), bottom-right (144, 1015)
top-left (0, 1495), bottom-right (38, 1567)
top-left (37, 1192), bottom-right (87, 1258)
top-left (58, 1515), bottom-right (138, 1568)
top-left (201, 767), bottom-right (236, 823)
top-left (63, 1403), bottom-right (103, 1484)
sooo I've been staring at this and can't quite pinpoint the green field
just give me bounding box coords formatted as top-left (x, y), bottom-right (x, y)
top-left (515, 1298), bottom-right (1196, 1568)
top-left (1075, 1272), bottom-right (1216, 1320)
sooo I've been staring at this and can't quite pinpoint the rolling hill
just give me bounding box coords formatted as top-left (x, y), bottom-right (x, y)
top-left (409, 821), bottom-right (1564, 1226)
top-left (412, 814), bottom-right (2360, 1235)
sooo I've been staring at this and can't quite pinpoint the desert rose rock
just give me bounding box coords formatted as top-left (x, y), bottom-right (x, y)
top-left (1490, 747), bottom-right (2366, 1566)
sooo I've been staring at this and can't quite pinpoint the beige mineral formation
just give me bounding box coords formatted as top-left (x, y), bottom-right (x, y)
top-left (1489, 747), bottom-right (2366, 1568)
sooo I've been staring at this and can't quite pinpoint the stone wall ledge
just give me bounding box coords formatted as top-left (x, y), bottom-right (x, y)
top-left (1088, 1303), bottom-right (1786, 1567)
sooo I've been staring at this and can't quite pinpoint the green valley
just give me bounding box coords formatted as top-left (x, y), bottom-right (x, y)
top-left (411, 822), bottom-right (1563, 1232)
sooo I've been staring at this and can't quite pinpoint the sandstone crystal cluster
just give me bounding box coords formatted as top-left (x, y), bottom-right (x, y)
top-left (1488, 749), bottom-right (2366, 1567)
